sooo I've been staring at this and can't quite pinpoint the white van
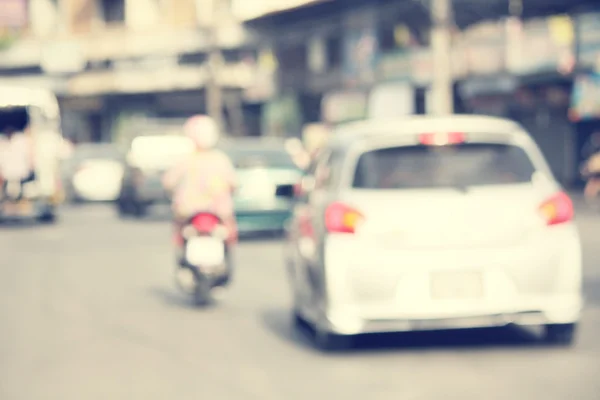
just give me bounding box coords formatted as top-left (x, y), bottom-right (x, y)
top-left (0, 86), bottom-right (65, 222)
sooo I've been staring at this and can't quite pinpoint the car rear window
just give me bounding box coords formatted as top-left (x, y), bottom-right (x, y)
top-left (353, 143), bottom-right (537, 189)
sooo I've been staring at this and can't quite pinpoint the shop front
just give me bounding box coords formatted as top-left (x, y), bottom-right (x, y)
top-left (570, 12), bottom-right (600, 186)
top-left (261, 94), bottom-right (303, 137)
top-left (458, 16), bottom-right (577, 186)
top-left (456, 20), bottom-right (511, 117)
top-left (506, 15), bottom-right (577, 186)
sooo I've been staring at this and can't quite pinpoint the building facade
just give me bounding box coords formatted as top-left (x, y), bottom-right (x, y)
top-left (0, 0), bottom-right (274, 144)
top-left (245, 0), bottom-right (600, 187)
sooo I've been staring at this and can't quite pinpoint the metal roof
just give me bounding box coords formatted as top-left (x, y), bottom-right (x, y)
top-left (246, 0), bottom-right (600, 30)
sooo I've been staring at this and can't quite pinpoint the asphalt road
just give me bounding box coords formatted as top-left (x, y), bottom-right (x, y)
top-left (0, 203), bottom-right (599, 400)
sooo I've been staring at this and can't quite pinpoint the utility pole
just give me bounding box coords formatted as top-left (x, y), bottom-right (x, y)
top-left (430, 0), bottom-right (454, 114)
top-left (206, 0), bottom-right (225, 131)
top-left (57, 0), bottom-right (70, 35)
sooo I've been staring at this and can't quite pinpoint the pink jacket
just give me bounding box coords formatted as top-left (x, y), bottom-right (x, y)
top-left (163, 149), bottom-right (237, 220)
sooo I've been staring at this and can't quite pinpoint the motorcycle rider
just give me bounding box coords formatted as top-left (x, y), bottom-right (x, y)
top-left (284, 137), bottom-right (310, 170)
top-left (0, 125), bottom-right (34, 201)
top-left (162, 115), bottom-right (238, 289)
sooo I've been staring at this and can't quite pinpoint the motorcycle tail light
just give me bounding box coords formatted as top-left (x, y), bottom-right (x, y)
top-left (191, 213), bottom-right (221, 233)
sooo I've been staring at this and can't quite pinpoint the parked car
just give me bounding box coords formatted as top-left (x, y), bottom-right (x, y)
top-left (116, 134), bottom-right (194, 217)
top-left (283, 115), bottom-right (583, 351)
top-left (220, 138), bottom-right (303, 235)
top-left (62, 143), bottom-right (125, 203)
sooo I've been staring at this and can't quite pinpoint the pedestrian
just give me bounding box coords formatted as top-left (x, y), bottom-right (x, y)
top-left (580, 131), bottom-right (600, 208)
top-left (0, 125), bottom-right (35, 201)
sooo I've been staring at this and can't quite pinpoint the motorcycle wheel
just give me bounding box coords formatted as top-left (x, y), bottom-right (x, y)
top-left (193, 274), bottom-right (213, 307)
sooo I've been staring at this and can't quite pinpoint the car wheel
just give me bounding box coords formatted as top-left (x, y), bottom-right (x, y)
top-left (133, 202), bottom-right (147, 218)
top-left (69, 193), bottom-right (83, 205)
top-left (38, 212), bottom-right (57, 224)
top-left (314, 326), bottom-right (353, 352)
top-left (543, 323), bottom-right (577, 346)
top-left (292, 308), bottom-right (306, 329)
top-left (193, 276), bottom-right (213, 307)
top-left (116, 198), bottom-right (130, 217)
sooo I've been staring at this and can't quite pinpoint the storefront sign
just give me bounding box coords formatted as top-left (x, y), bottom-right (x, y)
top-left (461, 21), bottom-right (505, 76)
top-left (459, 75), bottom-right (518, 99)
top-left (570, 73), bottom-right (600, 121)
top-left (508, 16), bottom-right (574, 75)
top-left (377, 51), bottom-right (411, 82)
top-left (111, 56), bottom-right (179, 70)
top-left (243, 53), bottom-right (277, 101)
top-left (576, 12), bottom-right (600, 69)
top-left (410, 48), bottom-right (432, 86)
top-left (321, 90), bottom-right (367, 124)
top-left (342, 10), bottom-right (378, 87)
top-left (368, 82), bottom-right (414, 119)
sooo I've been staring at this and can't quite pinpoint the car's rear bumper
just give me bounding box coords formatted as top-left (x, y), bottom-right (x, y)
top-left (236, 209), bottom-right (291, 234)
top-left (318, 225), bottom-right (583, 335)
top-left (321, 294), bottom-right (583, 335)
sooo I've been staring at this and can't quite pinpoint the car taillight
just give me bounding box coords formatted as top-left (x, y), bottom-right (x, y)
top-left (419, 132), bottom-right (466, 146)
top-left (539, 192), bottom-right (574, 226)
top-left (191, 213), bottom-right (221, 233)
top-left (325, 202), bottom-right (363, 234)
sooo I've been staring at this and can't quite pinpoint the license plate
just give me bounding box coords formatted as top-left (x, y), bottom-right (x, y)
top-left (185, 237), bottom-right (225, 267)
top-left (430, 271), bottom-right (483, 300)
top-left (3, 201), bottom-right (32, 216)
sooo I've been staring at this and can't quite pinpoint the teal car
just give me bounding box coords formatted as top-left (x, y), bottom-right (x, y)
top-left (220, 139), bottom-right (303, 235)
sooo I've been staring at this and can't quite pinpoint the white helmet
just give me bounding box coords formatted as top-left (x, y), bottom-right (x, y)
top-left (183, 115), bottom-right (220, 149)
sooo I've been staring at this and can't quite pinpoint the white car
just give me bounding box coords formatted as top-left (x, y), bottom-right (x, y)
top-left (64, 144), bottom-right (125, 202)
top-left (284, 115), bottom-right (583, 351)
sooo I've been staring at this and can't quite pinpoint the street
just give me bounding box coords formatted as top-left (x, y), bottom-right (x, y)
top-left (0, 203), bottom-right (599, 400)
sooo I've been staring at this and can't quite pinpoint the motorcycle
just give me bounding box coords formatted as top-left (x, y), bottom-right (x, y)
top-left (175, 212), bottom-right (232, 306)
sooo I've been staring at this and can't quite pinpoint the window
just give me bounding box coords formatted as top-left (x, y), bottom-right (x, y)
top-left (378, 25), bottom-right (396, 52)
top-left (326, 35), bottom-right (341, 68)
top-left (353, 143), bottom-right (536, 190)
top-left (278, 43), bottom-right (307, 71)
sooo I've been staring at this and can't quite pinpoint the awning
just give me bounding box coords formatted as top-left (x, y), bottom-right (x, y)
top-left (66, 63), bottom-right (256, 96)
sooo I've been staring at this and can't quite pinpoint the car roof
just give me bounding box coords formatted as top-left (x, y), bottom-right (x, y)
top-left (328, 115), bottom-right (525, 148)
